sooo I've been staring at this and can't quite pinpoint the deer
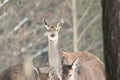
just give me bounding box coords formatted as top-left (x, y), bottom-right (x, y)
top-left (34, 66), bottom-right (57, 80)
top-left (0, 62), bottom-right (34, 80)
top-left (32, 65), bottom-right (60, 80)
top-left (62, 58), bottom-right (105, 80)
top-left (43, 18), bottom-right (103, 80)
top-left (0, 59), bottom-right (52, 80)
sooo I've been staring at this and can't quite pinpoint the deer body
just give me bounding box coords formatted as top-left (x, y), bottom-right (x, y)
top-left (0, 63), bottom-right (26, 80)
top-left (60, 51), bottom-right (99, 65)
top-left (43, 19), bottom-right (102, 80)
top-left (62, 59), bottom-right (105, 80)
top-left (0, 62), bottom-right (57, 80)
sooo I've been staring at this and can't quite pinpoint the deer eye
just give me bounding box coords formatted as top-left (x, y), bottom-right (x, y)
top-left (75, 68), bottom-right (80, 75)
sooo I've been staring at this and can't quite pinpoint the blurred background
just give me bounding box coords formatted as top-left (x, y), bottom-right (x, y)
top-left (0, 0), bottom-right (103, 72)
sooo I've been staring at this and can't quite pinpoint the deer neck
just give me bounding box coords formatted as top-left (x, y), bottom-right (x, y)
top-left (48, 38), bottom-right (61, 64)
top-left (48, 38), bottom-right (62, 78)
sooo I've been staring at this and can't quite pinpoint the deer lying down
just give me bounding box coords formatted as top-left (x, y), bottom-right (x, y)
top-left (0, 63), bottom-right (34, 80)
top-left (62, 58), bottom-right (105, 80)
top-left (0, 61), bottom-right (51, 80)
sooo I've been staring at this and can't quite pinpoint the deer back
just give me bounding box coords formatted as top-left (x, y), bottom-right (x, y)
top-left (0, 63), bottom-right (27, 80)
top-left (61, 51), bottom-right (100, 65)
top-left (0, 62), bottom-right (38, 80)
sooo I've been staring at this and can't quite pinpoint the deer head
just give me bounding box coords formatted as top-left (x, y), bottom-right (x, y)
top-left (48, 68), bottom-right (59, 80)
top-left (35, 66), bottom-right (59, 80)
top-left (43, 18), bottom-right (64, 41)
top-left (67, 58), bottom-right (81, 80)
top-left (62, 57), bottom-right (80, 80)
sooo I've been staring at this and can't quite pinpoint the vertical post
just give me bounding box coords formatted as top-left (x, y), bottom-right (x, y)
top-left (72, 0), bottom-right (78, 52)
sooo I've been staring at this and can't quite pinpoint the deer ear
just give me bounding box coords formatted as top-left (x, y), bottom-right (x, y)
top-left (62, 56), bottom-right (69, 65)
top-left (43, 18), bottom-right (49, 29)
top-left (71, 58), bottom-right (79, 69)
top-left (57, 18), bottom-right (64, 28)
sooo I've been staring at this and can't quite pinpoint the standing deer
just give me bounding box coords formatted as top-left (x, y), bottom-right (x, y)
top-left (62, 58), bottom-right (105, 80)
top-left (43, 19), bottom-right (101, 80)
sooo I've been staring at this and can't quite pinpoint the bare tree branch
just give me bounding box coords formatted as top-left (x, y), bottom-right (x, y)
top-left (78, 14), bottom-right (101, 41)
top-left (85, 40), bottom-right (102, 51)
top-left (31, 46), bottom-right (48, 59)
top-left (0, 11), bottom-right (7, 20)
top-left (13, 17), bottom-right (28, 31)
top-left (0, 0), bottom-right (9, 8)
top-left (0, 8), bottom-right (13, 20)
top-left (8, 17), bottom-right (28, 36)
top-left (77, 0), bottom-right (93, 27)
top-left (72, 0), bottom-right (78, 52)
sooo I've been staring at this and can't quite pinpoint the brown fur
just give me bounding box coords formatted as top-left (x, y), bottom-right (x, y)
top-left (43, 19), bottom-right (102, 80)
top-left (0, 63), bottom-right (31, 80)
top-left (0, 63), bottom-right (48, 80)
top-left (60, 51), bottom-right (99, 65)
top-left (63, 59), bottom-right (105, 80)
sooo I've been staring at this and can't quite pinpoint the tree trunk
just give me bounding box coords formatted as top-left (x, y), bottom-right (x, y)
top-left (102, 0), bottom-right (120, 80)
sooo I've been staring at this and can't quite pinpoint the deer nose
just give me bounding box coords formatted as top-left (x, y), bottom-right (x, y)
top-left (50, 33), bottom-right (55, 38)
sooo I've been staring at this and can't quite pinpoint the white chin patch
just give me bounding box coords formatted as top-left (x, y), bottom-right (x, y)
top-left (49, 37), bottom-right (56, 41)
